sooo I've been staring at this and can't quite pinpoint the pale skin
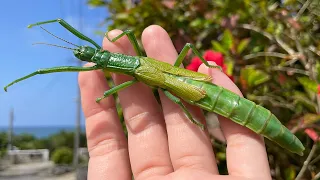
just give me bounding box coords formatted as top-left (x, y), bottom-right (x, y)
top-left (78, 25), bottom-right (272, 180)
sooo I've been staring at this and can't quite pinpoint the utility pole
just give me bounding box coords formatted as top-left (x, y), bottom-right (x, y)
top-left (73, 0), bottom-right (83, 168)
top-left (73, 75), bottom-right (81, 168)
top-left (7, 108), bottom-right (14, 151)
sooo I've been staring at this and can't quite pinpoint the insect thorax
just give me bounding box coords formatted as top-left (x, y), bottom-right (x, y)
top-left (93, 51), bottom-right (140, 75)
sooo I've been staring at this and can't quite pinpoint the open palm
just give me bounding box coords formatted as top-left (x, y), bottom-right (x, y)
top-left (78, 25), bottom-right (271, 180)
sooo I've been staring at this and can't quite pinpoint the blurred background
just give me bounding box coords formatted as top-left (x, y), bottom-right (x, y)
top-left (0, 0), bottom-right (320, 179)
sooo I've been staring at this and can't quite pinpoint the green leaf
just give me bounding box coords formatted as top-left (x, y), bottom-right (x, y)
top-left (283, 0), bottom-right (296, 5)
top-left (284, 166), bottom-right (296, 180)
top-left (211, 41), bottom-right (228, 55)
top-left (115, 13), bottom-right (129, 20)
top-left (297, 77), bottom-right (318, 93)
top-left (275, 23), bottom-right (284, 35)
top-left (224, 61), bottom-right (234, 75)
top-left (237, 39), bottom-right (250, 54)
top-left (190, 18), bottom-right (203, 28)
top-left (316, 61), bottom-right (320, 82)
top-left (303, 113), bottom-right (320, 125)
top-left (293, 91), bottom-right (317, 112)
top-left (240, 67), bottom-right (270, 87)
top-left (87, 0), bottom-right (106, 6)
top-left (221, 29), bottom-right (233, 50)
top-left (252, 46), bottom-right (262, 53)
top-left (266, 20), bottom-right (275, 34)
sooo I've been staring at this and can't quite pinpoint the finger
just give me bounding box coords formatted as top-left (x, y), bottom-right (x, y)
top-left (198, 63), bottom-right (271, 179)
top-left (142, 25), bottom-right (218, 174)
top-left (163, 169), bottom-right (257, 180)
top-left (79, 64), bottom-right (131, 179)
top-left (103, 30), bottom-right (173, 180)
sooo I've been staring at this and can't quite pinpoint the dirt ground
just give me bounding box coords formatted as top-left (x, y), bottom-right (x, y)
top-left (0, 162), bottom-right (76, 180)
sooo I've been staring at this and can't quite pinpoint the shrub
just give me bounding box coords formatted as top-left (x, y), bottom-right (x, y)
top-left (51, 147), bottom-right (73, 165)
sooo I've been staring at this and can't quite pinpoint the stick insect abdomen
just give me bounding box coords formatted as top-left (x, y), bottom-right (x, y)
top-left (174, 76), bottom-right (305, 155)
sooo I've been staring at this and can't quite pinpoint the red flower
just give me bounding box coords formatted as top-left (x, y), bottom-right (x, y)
top-left (278, 74), bottom-right (286, 84)
top-left (186, 50), bottom-right (233, 81)
top-left (203, 50), bottom-right (224, 67)
top-left (304, 128), bottom-right (319, 142)
top-left (317, 85), bottom-right (320, 95)
top-left (186, 57), bottom-right (203, 71)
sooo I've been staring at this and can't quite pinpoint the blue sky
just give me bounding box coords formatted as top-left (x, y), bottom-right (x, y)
top-left (0, 0), bottom-right (109, 126)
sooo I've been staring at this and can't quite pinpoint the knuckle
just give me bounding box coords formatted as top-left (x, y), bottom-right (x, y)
top-left (164, 104), bottom-right (204, 127)
top-left (125, 111), bottom-right (164, 133)
top-left (165, 103), bottom-right (185, 116)
top-left (226, 132), bottom-right (262, 150)
top-left (85, 103), bottom-right (117, 118)
top-left (165, 108), bottom-right (188, 127)
top-left (134, 160), bottom-right (171, 180)
top-left (174, 154), bottom-right (207, 171)
top-left (85, 108), bottom-right (127, 158)
top-left (88, 138), bottom-right (127, 157)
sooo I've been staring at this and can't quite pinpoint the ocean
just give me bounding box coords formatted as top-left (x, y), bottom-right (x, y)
top-left (0, 126), bottom-right (86, 138)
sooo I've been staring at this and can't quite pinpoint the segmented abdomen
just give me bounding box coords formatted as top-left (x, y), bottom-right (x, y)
top-left (178, 77), bottom-right (305, 155)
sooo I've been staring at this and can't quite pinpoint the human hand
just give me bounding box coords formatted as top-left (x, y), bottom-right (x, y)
top-left (78, 25), bottom-right (272, 180)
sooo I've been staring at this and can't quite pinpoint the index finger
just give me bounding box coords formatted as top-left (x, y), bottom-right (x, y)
top-left (79, 66), bottom-right (131, 180)
top-left (198, 64), bottom-right (271, 179)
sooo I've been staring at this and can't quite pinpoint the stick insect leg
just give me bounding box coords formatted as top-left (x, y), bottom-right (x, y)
top-left (105, 30), bottom-right (156, 100)
top-left (96, 79), bottom-right (138, 103)
top-left (28, 19), bottom-right (101, 49)
top-left (4, 66), bottom-right (99, 91)
top-left (174, 43), bottom-right (222, 71)
top-left (162, 89), bottom-right (205, 130)
top-left (105, 30), bottom-right (145, 56)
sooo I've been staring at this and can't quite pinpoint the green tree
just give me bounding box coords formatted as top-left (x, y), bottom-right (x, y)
top-left (87, 0), bottom-right (320, 179)
top-left (0, 132), bottom-right (8, 157)
top-left (51, 147), bottom-right (73, 165)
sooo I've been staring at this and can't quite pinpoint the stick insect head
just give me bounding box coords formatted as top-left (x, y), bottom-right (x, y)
top-left (73, 46), bottom-right (97, 62)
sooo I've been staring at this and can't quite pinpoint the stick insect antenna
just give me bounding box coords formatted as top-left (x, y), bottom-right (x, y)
top-left (32, 42), bottom-right (76, 51)
top-left (39, 26), bottom-right (80, 47)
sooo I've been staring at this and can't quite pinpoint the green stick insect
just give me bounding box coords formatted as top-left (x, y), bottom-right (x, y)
top-left (4, 19), bottom-right (305, 156)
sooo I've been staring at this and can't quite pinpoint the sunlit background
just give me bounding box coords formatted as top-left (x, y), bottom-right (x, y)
top-left (0, 1), bottom-right (109, 179)
top-left (0, 0), bottom-right (107, 131)
top-left (1, 1), bottom-right (320, 179)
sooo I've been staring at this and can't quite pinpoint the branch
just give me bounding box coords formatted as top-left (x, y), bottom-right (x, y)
top-left (284, 58), bottom-right (299, 66)
top-left (238, 24), bottom-right (273, 40)
top-left (290, 117), bottom-right (304, 134)
top-left (295, 0), bottom-right (314, 20)
top-left (238, 24), bottom-right (296, 55)
top-left (275, 35), bottom-right (296, 55)
top-left (306, 51), bottom-right (320, 112)
top-left (250, 96), bottom-right (295, 110)
top-left (244, 52), bottom-right (290, 60)
top-left (313, 171), bottom-right (320, 180)
top-left (297, 0), bottom-right (320, 17)
top-left (310, 153), bottom-right (320, 165)
top-left (295, 142), bottom-right (318, 180)
top-left (291, 124), bottom-right (320, 134)
top-left (309, 46), bottom-right (320, 57)
top-left (270, 66), bottom-right (310, 76)
top-left (294, 35), bottom-right (307, 66)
